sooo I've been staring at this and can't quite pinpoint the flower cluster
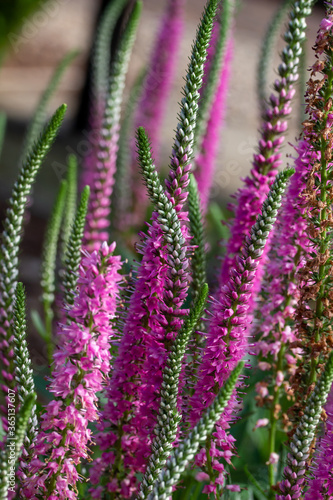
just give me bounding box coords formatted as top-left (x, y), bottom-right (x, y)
top-left (3, 1), bottom-right (333, 499)
top-left (21, 243), bottom-right (122, 498)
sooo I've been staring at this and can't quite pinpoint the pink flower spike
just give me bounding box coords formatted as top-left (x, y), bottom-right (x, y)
top-left (22, 244), bottom-right (122, 497)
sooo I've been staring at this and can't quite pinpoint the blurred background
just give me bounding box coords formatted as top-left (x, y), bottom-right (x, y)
top-left (0, 0), bottom-right (325, 204)
top-left (0, 0), bottom-right (326, 376)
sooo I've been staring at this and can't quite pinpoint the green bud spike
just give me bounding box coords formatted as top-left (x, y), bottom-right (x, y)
top-left (147, 362), bottom-right (244, 500)
top-left (138, 284), bottom-right (209, 499)
top-left (13, 283), bottom-right (38, 474)
top-left (92, 0), bottom-right (129, 97)
top-left (61, 185), bottom-right (90, 306)
top-left (0, 104), bottom-right (66, 398)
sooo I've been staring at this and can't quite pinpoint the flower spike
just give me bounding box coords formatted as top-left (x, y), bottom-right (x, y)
top-left (90, 4), bottom-right (220, 494)
top-left (91, 0), bottom-right (129, 99)
top-left (277, 352), bottom-right (333, 499)
top-left (189, 168), bottom-right (295, 492)
top-left (165, 0), bottom-right (219, 214)
top-left (147, 362), bottom-right (245, 500)
top-left (111, 70), bottom-right (145, 228)
top-left (19, 51), bottom-right (76, 164)
top-left (23, 243), bottom-right (122, 498)
top-left (136, 127), bottom-right (188, 291)
top-left (220, 0), bottom-right (313, 286)
top-left (0, 393), bottom-right (36, 500)
top-left (257, 0), bottom-right (294, 111)
top-left (61, 185), bottom-right (90, 307)
top-left (83, 1), bottom-right (142, 251)
top-left (188, 174), bottom-right (207, 301)
top-left (194, 0), bottom-right (235, 152)
top-left (194, 36), bottom-right (233, 213)
top-left (305, 384), bottom-right (333, 498)
top-left (13, 283), bottom-right (38, 495)
top-left (129, 0), bottom-right (185, 226)
top-left (137, 283), bottom-right (209, 499)
top-left (0, 104), bottom-right (66, 434)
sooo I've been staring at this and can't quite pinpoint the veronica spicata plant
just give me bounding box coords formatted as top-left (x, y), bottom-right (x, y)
top-left (2, 0), bottom-right (333, 499)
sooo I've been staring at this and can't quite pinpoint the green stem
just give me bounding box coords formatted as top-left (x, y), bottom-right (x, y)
top-left (46, 423), bottom-right (71, 495)
top-left (42, 301), bottom-right (54, 366)
top-left (309, 67), bottom-right (333, 385)
top-left (205, 435), bottom-right (215, 482)
top-left (268, 343), bottom-right (285, 492)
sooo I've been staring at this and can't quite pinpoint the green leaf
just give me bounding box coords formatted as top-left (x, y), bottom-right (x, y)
top-left (244, 465), bottom-right (269, 500)
top-left (30, 309), bottom-right (47, 340)
top-left (14, 392), bottom-right (37, 463)
top-left (208, 202), bottom-right (230, 241)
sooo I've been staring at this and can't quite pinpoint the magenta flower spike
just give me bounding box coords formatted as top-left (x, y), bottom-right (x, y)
top-left (82, 3), bottom-right (141, 251)
top-left (188, 168), bottom-right (294, 493)
top-left (194, 36), bottom-right (233, 214)
top-left (88, 1), bottom-right (220, 495)
top-left (80, 99), bottom-right (104, 194)
top-left (254, 138), bottom-right (314, 372)
top-left (89, 221), bottom-right (173, 496)
top-left (219, 1), bottom-right (312, 288)
top-left (82, 118), bottom-right (120, 252)
top-left (22, 243), bottom-right (122, 499)
top-left (128, 0), bottom-right (184, 227)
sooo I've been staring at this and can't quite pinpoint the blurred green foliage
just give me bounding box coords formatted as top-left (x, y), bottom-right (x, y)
top-left (0, 0), bottom-right (48, 59)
